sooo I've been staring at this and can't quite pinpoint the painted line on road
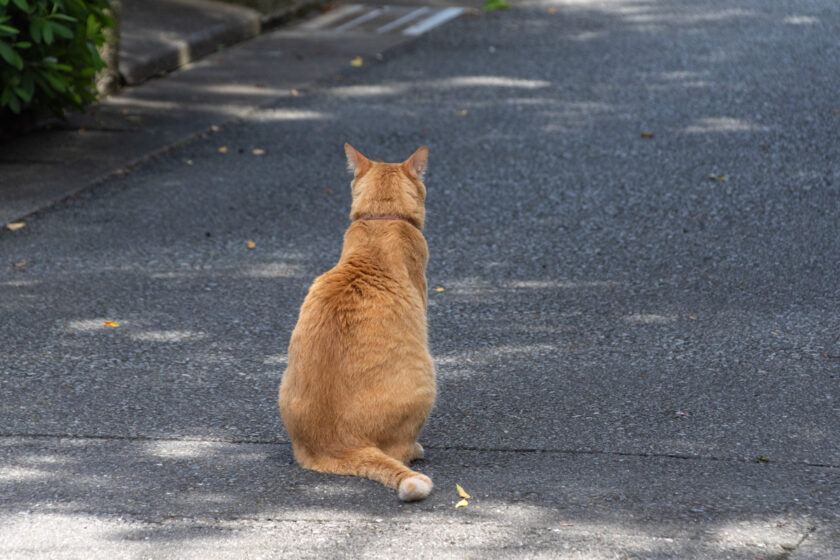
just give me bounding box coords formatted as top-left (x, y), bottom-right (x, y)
top-left (376, 6), bottom-right (431, 34)
top-left (299, 4), bottom-right (365, 29)
top-left (334, 7), bottom-right (390, 32)
top-left (402, 7), bottom-right (464, 36)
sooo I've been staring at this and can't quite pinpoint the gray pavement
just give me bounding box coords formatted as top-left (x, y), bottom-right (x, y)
top-left (2, 0), bottom-right (839, 558)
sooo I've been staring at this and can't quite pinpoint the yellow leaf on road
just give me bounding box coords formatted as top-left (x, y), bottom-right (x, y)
top-left (458, 109), bottom-right (468, 116)
top-left (456, 484), bottom-right (471, 499)
top-left (246, 241), bottom-right (257, 249)
top-left (455, 499), bottom-right (469, 508)
top-left (252, 149), bottom-right (265, 155)
top-left (433, 286), bottom-right (445, 292)
top-left (218, 146), bottom-right (228, 154)
top-left (14, 261), bottom-right (27, 267)
top-left (640, 131), bottom-right (654, 138)
top-left (6, 222), bottom-right (25, 231)
top-left (103, 321), bottom-right (119, 327)
top-left (350, 56), bottom-right (363, 67)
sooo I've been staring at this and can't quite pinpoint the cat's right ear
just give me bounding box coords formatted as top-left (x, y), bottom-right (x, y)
top-left (345, 143), bottom-right (371, 178)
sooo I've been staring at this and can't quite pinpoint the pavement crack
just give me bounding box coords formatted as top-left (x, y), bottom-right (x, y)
top-left (1, 432), bottom-right (838, 470)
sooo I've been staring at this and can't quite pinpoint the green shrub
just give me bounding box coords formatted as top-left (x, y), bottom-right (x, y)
top-left (0, 0), bottom-right (113, 118)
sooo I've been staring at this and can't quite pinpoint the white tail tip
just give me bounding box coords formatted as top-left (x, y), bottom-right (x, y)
top-left (398, 474), bottom-right (433, 501)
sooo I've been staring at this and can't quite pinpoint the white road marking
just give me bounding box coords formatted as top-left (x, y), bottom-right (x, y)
top-left (299, 5), bottom-right (365, 30)
top-left (402, 7), bottom-right (465, 36)
top-left (334, 7), bottom-right (390, 32)
top-left (376, 7), bottom-right (431, 34)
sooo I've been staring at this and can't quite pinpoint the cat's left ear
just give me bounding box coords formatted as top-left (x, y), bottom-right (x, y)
top-left (403, 146), bottom-right (428, 180)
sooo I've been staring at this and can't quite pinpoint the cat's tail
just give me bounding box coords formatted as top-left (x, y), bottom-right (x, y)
top-left (332, 446), bottom-right (433, 501)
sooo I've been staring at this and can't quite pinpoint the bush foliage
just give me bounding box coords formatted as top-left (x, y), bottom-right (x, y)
top-left (0, 0), bottom-right (112, 118)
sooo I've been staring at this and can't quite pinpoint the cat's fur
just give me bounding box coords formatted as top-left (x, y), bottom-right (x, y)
top-left (278, 144), bottom-right (436, 501)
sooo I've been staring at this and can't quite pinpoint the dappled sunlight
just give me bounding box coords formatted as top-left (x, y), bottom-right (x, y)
top-left (262, 354), bottom-right (288, 366)
top-left (145, 440), bottom-right (228, 460)
top-left (129, 330), bottom-right (208, 342)
top-left (0, 279), bottom-right (40, 287)
top-left (623, 313), bottom-right (677, 324)
top-left (259, 108), bottom-right (332, 121)
top-left (65, 318), bottom-right (129, 333)
top-left (328, 76), bottom-right (552, 98)
top-left (682, 117), bottom-right (770, 134)
top-left (783, 16), bottom-right (820, 25)
top-left (506, 279), bottom-right (617, 289)
top-left (0, 465), bottom-right (51, 482)
top-left (237, 262), bottom-right (305, 278)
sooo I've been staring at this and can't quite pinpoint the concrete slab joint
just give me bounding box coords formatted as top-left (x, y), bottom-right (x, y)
top-left (119, 0), bottom-right (262, 85)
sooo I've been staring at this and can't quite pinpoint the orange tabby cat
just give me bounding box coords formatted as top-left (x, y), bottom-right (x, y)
top-left (278, 144), bottom-right (436, 501)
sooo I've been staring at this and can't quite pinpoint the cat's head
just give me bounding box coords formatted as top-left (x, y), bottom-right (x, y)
top-left (345, 144), bottom-right (428, 230)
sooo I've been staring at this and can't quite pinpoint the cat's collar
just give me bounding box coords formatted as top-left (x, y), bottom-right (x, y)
top-left (357, 215), bottom-right (420, 229)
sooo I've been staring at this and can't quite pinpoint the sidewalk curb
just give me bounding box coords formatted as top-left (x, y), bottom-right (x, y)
top-left (119, 0), bottom-right (262, 85)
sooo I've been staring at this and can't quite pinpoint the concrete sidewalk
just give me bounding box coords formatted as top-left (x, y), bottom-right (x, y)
top-left (0, 0), bottom-right (477, 226)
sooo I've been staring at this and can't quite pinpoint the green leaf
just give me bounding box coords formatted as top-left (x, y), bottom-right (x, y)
top-left (48, 21), bottom-right (74, 40)
top-left (29, 21), bottom-right (41, 43)
top-left (13, 85), bottom-right (31, 102)
top-left (0, 24), bottom-right (19, 35)
top-left (0, 39), bottom-right (23, 70)
top-left (42, 21), bottom-right (53, 44)
top-left (14, 41), bottom-right (32, 49)
top-left (0, 0), bottom-right (9, 7)
top-left (11, 0), bottom-right (28, 10)
top-left (482, 0), bottom-right (510, 11)
top-left (43, 60), bottom-right (73, 72)
top-left (0, 86), bottom-right (11, 105)
top-left (42, 71), bottom-right (67, 92)
top-left (50, 14), bottom-right (77, 23)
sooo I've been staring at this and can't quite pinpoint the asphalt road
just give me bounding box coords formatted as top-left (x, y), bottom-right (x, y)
top-left (1, 1), bottom-right (839, 558)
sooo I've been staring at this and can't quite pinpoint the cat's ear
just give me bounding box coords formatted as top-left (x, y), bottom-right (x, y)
top-left (345, 143), bottom-right (371, 178)
top-left (403, 146), bottom-right (428, 180)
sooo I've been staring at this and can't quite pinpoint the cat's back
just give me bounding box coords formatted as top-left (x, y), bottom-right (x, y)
top-left (292, 221), bottom-right (428, 350)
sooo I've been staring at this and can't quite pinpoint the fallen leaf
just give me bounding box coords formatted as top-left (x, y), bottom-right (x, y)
top-left (433, 286), bottom-right (445, 292)
top-left (755, 454), bottom-right (769, 463)
top-left (252, 149), bottom-right (265, 155)
top-left (548, 7), bottom-right (557, 14)
top-left (325, 188), bottom-right (334, 195)
top-left (456, 484), bottom-right (471, 499)
top-left (103, 321), bottom-right (119, 327)
top-left (674, 410), bottom-right (689, 418)
top-left (6, 222), bottom-right (25, 231)
top-left (246, 241), bottom-right (256, 249)
top-left (708, 174), bottom-right (726, 182)
top-left (255, 83), bottom-right (266, 88)
top-left (688, 315), bottom-right (697, 320)
top-left (455, 499), bottom-right (469, 508)
top-left (640, 131), bottom-right (654, 138)
top-left (350, 56), bottom-right (363, 67)
top-left (218, 146), bottom-right (228, 154)
top-left (831, 109), bottom-right (840, 115)
top-left (458, 109), bottom-right (468, 116)
top-left (291, 89), bottom-right (300, 97)
top-left (122, 109), bottom-right (129, 115)
top-left (14, 261), bottom-right (26, 267)
top-left (211, 125), bottom-right (220, 132)
top-left (185, 160), bottom-right (194, 165)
